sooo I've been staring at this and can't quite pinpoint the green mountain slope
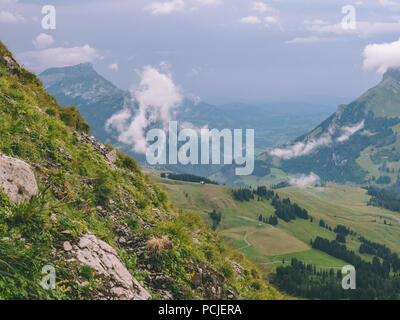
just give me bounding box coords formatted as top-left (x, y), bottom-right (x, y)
top-left (222, 70), bottom-right (400, 187)
top-left (0, 41), bottom-right (281, 300)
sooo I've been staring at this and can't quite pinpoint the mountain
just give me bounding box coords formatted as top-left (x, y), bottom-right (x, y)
top-left (0, 41), bottom-right (280, 300)
top-left (39, 64), bottom-right (336, 178)
top-left (256, 68), bottom-right (400, 186)
top-left (40, 63), bottom-right (133, 143)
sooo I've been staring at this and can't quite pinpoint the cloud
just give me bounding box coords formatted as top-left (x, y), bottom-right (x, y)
top-left (270, 121), bottom-right (365, 159)
top-left (270, 132), bottom-right (333, 159)
top-left (195, 0), bottom-right (221, 6)
top-left (250, 1), bottom-right (275, 13)
top-left (145, 0), bottom-right (220, 15)
top-left (286, 36), bottom-right (326, 44)
top-left (363, 38), bottom-right (400, 73)
top-left (109, 62), bottom-right (119, 71)
top-left (106, 66), bottom-right (183, 154)
top-left (240, 16), bottom-right (261, 24)
top-left (0, 10), bottom-right (25, 23)
top-left (17, 45), bottom-right (102, 71)
top-left (264, 16), bottom-right (278, 25)
top-left (336, 121), bottom-right (365, 142)
top-left (32, 33), bottom-right (54, 49)
top-left (146, 0), bottom-right (184, 15)
top-left (289, 173), bottom-right (321, 187)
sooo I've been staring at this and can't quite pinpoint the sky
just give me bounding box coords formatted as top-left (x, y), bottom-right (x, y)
top-left (1, 0), bottom-right (400, 104)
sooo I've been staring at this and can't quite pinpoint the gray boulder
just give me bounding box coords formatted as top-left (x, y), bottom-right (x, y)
top-left (75, 234), bottom-right (152, 300)
top-left (0, 153), bottom-right (39, 202)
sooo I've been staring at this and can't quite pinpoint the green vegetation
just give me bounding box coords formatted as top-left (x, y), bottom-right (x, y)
top-left (0, 41), bottom-right (280, 300)
top-left (163, 173), bottom-right (218, 185)
top-left (152, 174), bottom-right (400, 298)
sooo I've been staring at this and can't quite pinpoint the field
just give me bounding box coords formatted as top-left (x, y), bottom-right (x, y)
top-left (150, 173), bottom-right (400, 277)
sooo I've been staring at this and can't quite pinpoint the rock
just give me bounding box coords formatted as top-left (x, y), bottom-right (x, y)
top-left (4, 56), bottom-right (18, 73)
top-left (74, 234), bottom-right (151, 300)
top-left (105, 149), bottom-right (117, 164)
top-left (72, 131), bottom-right (118, 169)
top-left (63, 241), bottom-right (72, 252)
top-left (230, 260), bottom-right (243, 277)
top-left (0, 153), bottom-right (39, 203)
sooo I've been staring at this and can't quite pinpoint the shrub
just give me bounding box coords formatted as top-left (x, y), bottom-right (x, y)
top-left (93, 173), bottom-right (112, 207)
top-left (219, 262), bottom-right (234, 280)
top-left (146, 236), bottom-right (173, 258)
top-left (126, 216), bottom-right (139, 231)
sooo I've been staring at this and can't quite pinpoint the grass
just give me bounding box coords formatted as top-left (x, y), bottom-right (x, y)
top-left (0, 41), bottom-right (282, 300)
top-left (151, 174), bottom-right (400, 281)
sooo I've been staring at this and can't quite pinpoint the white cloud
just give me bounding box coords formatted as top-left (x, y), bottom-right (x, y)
top-left (146, 0), bottom-right (185, 15)
top-left (250, 1), bottom-right (275, 13)
top-left (0, 10), bottom-right (25, 23)
top-left (289, 173), bottom-right (320, 187)
top-left (145, 0), bottom-right (220, 15)
top-left (363, 38), bottom-right (400, 73)
top-left (270, 132), bottom-right (333, 159)
top-left (336, 121), bottom-right (365, 142)
top-left (270, 121), bottom-right (365, 159)
top-left (106, 66), bottom-right (183, 154)
top-left (195, 0), bottom-right (221, 6)
top-left (286, 36), bottom-right (326, 44)
top-left (17, 45), bottom-right (102, 71)
top-left (240, 16), bottom-right (261, 25)
top-left (109, 62), bottom-right (119, 71)
top-left (264, 16), bottom-right (278, 25)
top-left (32, 33), bottom-right (54, 49)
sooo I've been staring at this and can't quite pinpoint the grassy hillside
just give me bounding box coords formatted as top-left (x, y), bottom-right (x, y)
top-left (0, 41), bottom-right (281, 300)
top-left (151, 174), bottom-right (400, 280)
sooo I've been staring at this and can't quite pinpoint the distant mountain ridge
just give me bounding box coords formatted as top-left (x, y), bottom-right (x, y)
top-left (259, 68), bottom-right (400, 186)
top-left (39, 63), bottom-right (336, 179)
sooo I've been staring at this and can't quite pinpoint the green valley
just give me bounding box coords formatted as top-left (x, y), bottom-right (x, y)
top-left (150, 173), bottom-right (400, 285)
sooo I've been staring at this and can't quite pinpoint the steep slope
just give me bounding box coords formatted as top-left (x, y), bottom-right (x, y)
top-left (258, 70), bottom-right (400, 186)
top-left (0, 41), bottom-right (281, 300)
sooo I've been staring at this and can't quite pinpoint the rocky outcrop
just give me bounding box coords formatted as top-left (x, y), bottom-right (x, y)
top-left (72, 234), bottom-right (151, 300)
top-left (3, 55), bottom-right (18, 74)
top-left (72, 130), bottom-right (117, 168)
top-left (0, 153), bottom-right (39, 202)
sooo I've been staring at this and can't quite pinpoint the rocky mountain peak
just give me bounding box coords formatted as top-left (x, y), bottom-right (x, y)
top-left (383, 67), bottom-right (400, 83)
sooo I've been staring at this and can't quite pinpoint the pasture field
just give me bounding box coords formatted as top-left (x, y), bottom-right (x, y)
top-left (150, 173), bottom-right (400, 276)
